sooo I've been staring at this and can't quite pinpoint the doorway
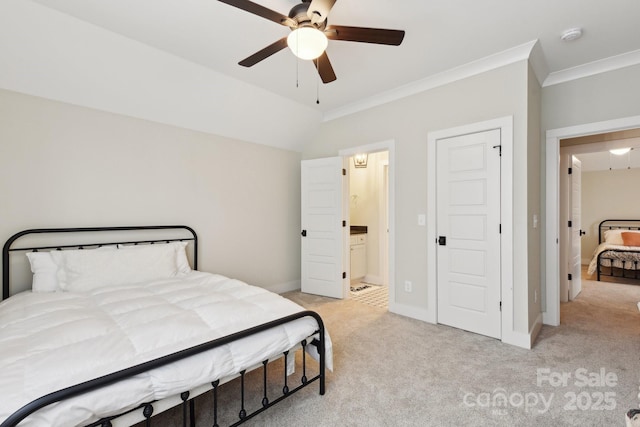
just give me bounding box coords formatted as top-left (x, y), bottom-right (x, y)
top-left (435, 129), bottom-right (502, 339)
top-left (428, 116), bottom-right (518, 345)
top-left (557, 133), bottom-right (640, 302)
top-left (347, 151), bottom-right (389, 309)
top-left (544, 115), bottom-right (640, 326)
top-left (340, 140), bottom-right (395, 309)
top-left (300, 142), bottom-right (395, 303)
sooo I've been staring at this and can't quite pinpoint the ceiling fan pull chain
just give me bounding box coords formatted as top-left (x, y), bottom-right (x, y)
top-left (316, 57), bottom-right (320, 104)
top-left (296, 30), bottom-right (299, 88)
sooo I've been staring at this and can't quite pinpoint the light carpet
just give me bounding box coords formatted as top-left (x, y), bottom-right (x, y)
top-left (138, 277), bottom-right (640, 427)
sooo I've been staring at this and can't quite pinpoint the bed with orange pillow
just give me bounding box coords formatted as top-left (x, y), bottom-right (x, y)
top-left (587, 220), bottom-right (640, 281)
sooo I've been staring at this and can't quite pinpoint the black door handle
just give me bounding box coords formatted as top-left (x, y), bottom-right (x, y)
top-left (580, 230), bottom-right (586, 236)
top-left (438, 236), bottom-right (446, 246)
top-left (301, 230), bottom-right (307, 237)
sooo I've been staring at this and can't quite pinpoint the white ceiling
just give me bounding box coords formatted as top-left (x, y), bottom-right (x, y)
top-left (30, 0), bottom-right (640, 114)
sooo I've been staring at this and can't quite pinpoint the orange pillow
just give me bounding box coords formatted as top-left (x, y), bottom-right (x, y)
top-left (621, 231), bottom-right (640, 247)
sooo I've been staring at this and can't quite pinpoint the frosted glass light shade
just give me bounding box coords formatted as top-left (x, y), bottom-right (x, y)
top-left (287, 27), bottom-right (328, 60)
top-left (609, 147), bottom-right (631, 155)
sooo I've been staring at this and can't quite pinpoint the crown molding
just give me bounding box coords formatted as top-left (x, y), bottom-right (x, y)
top-left (528, 39), bottom-right (549, 86)
top-left (543, 49), bottom-right (640, 87)
top-left (322, 40), bottom-right (538, 122)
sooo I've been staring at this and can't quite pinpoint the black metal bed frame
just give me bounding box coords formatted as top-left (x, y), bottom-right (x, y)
top-left (596, 219), bottom-right (640, 281)
top-left (1, 226), bottom-right (326, 427)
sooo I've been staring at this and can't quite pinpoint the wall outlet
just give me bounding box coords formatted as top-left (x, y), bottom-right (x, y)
top-left (404, 280), bottom-right (412, 292)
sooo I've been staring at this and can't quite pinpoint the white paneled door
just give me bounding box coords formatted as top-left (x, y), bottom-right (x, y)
top-left (301, 157), bottom-right (345, 299)
top-left (436, 129), bottom-right (502, 339)
top-left (569, 156), bottom-right (582, 300)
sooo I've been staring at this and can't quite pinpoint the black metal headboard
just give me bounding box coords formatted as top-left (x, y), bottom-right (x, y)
top-left (2, 225), bottom-right (198, 300)
top-left (598, 219), bottom-right (640, 244)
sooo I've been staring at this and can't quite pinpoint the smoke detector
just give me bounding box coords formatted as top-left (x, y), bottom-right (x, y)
top-left (561, 28), bottom-right (583, 41)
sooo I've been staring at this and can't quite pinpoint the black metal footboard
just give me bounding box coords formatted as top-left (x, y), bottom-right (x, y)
top-left (0, 310), bottom-right (326, 427)
top-left (596, 250), bottom-right (640, 281)
top-left (596, 220), bottom-right (640, 283)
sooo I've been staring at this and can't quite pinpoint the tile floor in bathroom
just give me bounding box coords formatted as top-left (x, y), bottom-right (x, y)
top-left (349, 282), bottom-right (388, 309)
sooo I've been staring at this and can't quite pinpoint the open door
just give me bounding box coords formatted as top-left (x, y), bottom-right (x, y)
top-left (569, 156), bottom-right (582, 300)
top-left (301, 157), bottom-right (346, 298)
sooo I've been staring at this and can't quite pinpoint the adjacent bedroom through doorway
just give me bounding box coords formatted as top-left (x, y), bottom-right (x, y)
top-left (562, 130), bottom-right (640, 316)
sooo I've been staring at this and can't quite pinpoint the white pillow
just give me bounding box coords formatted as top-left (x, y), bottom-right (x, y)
top-left (175, 241), bottom-right (192, 274)
top-left (604, 229), bottom-right (640, 245)
top-left (25, 252), bottom-right (58, 292)
top-left (51, 243), bottom-right (180, 292)
top-left (118, 241), bottom-right (191, 274)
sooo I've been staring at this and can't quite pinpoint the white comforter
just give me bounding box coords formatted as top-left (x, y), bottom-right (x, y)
top-left (0, 271), bottom-right (332, 427)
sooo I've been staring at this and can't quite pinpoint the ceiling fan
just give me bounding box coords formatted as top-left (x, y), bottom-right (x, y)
top-left (218, 0), bottom-right (405, 83)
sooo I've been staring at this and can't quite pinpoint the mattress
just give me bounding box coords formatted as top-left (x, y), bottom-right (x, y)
top-left (0, 271), bottom-right (333, 427)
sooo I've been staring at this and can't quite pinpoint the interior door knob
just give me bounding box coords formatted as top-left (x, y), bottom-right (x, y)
top-left (580, 230), bottom-right (586, 236)
top-left (301, 230), bottom-right (307, 237)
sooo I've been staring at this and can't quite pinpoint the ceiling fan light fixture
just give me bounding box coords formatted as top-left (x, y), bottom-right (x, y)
top-left (287, 27), bottom-right (328, 60)
top-left (609, 147), bottom-right (631, 155)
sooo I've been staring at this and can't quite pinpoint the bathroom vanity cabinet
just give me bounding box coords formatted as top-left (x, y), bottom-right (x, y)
top-left (350, 233), bottom-right (367, 282)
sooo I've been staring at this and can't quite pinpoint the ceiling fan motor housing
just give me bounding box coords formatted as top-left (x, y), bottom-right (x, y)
top-left (288, 2), bottom-right (327, 30)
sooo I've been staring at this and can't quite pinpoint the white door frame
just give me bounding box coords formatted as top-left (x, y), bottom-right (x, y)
top-left (380, 161), bottom-right (389, 286)
top-left (544, 114), bottom-right (640, 326)
top-left (428, 116), bottom-right (516, 345)
top-left (339, 140), bottom-right (396, 307)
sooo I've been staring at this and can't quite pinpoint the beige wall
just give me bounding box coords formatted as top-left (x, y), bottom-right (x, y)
top-left (542, 64), bottom-right (640, 132)
top-left (0, 89), bottom-right (302, 294)
top-left (581, 168), bottom-right (640, 262)
top-left (306, 60), bottom-right (535, 335)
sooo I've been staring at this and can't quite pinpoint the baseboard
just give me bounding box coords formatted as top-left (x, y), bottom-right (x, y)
top-left (389, 301), bottom-right (435, 323)
top-left (363, 274), bottom-right (383, 286)
top-left (266, 280), bottom-right (301, 295)
top-left (529, 312), bottom-right (544, 347)
top-left (502, 328), bottom-right (532, 349)
top-left (501, 313), bottom-right (542, 349)
top-left (542, 310), bottom-right (559, 326)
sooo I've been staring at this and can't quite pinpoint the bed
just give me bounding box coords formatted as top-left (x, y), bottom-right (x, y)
top-left (0, 226), bottom-right (332, 427)
top-left (587, 219), bottom-right (640, 282)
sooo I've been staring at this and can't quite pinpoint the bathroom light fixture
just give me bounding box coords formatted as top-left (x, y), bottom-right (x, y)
top-left (287, 26), bottom-right (328, 60)
top-left (354, 154), bottom-right (368, 168)
top-left (561, 27), bottom-right (583, 42)
top-left (609, 147), bottom-right (631, 155)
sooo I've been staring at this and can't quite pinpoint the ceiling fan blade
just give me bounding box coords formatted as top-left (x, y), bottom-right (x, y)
top-left (239, 37), bottom-right (288, 67)
top-left (313, 51), bottom-right (337, 83)
top-left (307, 0), bottom-right (337, 25)
top-left (218, 0), bottom-right (295, 27)
top-left (325, 25), bottom-right (405, 45)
